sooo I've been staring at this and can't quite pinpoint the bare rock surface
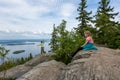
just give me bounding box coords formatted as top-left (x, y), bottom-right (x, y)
top-left (16, 60), bottom-right (66, 80)
top-left (0, 65), bottom-right (32, 78)
top-left (1, 47), bottom-right (120, 80)
top-left (25, 54), bottom-right (53, 66)
top-left (0, 54), bottom-right (53, 78)
top-left (58, 47), bottom-right (120, 80)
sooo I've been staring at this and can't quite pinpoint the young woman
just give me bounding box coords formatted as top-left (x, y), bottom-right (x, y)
top-left (71, 31), bottom-right (98, 57)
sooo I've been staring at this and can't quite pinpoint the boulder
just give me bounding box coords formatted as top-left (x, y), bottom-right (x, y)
top-left (1, 47), bottom-right (120, 80)
top-left (58, 47), bottom-right (120, 80)
top-left (0, 65), bottom-right (32, 78)
top-left (25, 54), bottom-right (53, 66)
top-left (0, 54), bottom-right (53, 78)
top-left (17, 60), bottom-right (66, 80)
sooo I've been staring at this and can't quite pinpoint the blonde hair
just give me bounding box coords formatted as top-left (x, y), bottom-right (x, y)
top-left (84, 31), bottom-right (91, 36)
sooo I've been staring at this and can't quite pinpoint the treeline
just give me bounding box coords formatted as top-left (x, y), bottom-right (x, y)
top-left (0, 47), bottom-right (33, 79)
top-left (50, 0), bottom-right (120, 64)
top-left (0, 53), bottom-right (33, 72)
top-left (75, 0), bottom-right (120, 49)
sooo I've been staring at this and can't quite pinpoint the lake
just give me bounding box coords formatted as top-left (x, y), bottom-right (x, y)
top-left (0, 39), bottom-right (51, 64)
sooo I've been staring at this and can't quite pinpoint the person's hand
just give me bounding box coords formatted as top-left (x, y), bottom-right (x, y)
top-left (81, 45), bottom-right (84, 47)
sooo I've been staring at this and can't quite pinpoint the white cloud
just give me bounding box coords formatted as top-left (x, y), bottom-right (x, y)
top-left (0, 0), bottom-right (56, 34)
top-left (0, 0), bottom-right (120, 39)
top-left (0, 30), bottom-right (51, 39)
top-left (0, 0), bottom-right (51, 19)
top-left (60, 3), bottom-right (76, 18)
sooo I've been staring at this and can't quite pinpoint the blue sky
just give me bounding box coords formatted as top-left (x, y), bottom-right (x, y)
top-left (0, 0), bottom-right (120, 39)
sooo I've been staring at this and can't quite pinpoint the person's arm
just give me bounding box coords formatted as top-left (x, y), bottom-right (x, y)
top-left (81, 40), bottom-right (88, 47)
top-left (37, 43), bottom-right (42, 46)
top-left (81, 37), bottom-right (90, 47)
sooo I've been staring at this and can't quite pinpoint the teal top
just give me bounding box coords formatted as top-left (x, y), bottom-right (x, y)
top-left (82, 43), bottom-right (98, 51)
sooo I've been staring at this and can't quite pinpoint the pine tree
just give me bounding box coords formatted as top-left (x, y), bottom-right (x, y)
top-left (49, 24), bottom-right (58, 52)
top-left (76, 0), bottom-right (92, 36)
top-left (55, 20), bottom-right (68, 54)
top-left (95, 0), bottom-right (119, 44)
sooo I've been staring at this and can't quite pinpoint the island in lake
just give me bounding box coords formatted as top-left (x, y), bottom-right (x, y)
top-left (13, 50), bottom-right (25, 54)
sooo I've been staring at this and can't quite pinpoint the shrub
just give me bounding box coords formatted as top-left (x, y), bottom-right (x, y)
top-left (50, 20), bottom-right (84, 64)
top-left (0, 53), bottom-right (33, 72)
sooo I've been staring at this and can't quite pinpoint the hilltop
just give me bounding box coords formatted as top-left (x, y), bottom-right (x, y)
top-left (0, 47), bottom-right (120, 80)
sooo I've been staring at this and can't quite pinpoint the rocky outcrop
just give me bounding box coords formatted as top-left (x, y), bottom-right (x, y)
top-left (25, 54), bottom-right (53, 66)
top-left (17, 47), bottom-right (120, 80)
top-left (58, 47), bottom-right (120, 80)
top-left (0, 54), bottom-right (53, 78)
top-left (1, 47), bottom-right (120, 80)
top-left (17, 60), bottom-right (66, 80)
top-left (0, 65), bottom-right (32, 78)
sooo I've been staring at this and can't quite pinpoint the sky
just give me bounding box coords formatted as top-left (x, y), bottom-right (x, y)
top-left (0, 0), bottom-right (120, 39)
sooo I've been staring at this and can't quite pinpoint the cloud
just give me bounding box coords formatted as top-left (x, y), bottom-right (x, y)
top-left (0, 0), bottom-right (51, 19)
top-left (0, 0), bottom-right (56, 33)
top-left (0, 30), bottom-right (51, 39)
top-left (0, 0), bottom-right (120, 39)
top-left (60, 3), bottom-right (76, 18)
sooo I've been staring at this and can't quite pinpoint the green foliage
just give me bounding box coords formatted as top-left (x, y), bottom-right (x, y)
top-left (76, 0), bottom-right (120, 49)
top-left (50, 20), bottom-right (84, 64)
top-left (76, 0), bottom-right (92, 36)
top-left (0, 53), bottom-right (33, 72)
top-left (49, 24), bottom-right (59, 52)
top-left (0, 47), bottom-right (9, 59)
top-left (93, 0), bottom-right (120, 48)
top-left (0, 47), bottom-right (10, 79)
top-left (0, 78), bottom-right (16, 80)
top-left (50, 0), bottom-right (120, 65)
top-left (106, 31), bottom-right (120, 49)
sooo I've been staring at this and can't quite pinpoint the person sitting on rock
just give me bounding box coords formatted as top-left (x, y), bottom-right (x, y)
top-left (71, 31), bottom-right (98, 57)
